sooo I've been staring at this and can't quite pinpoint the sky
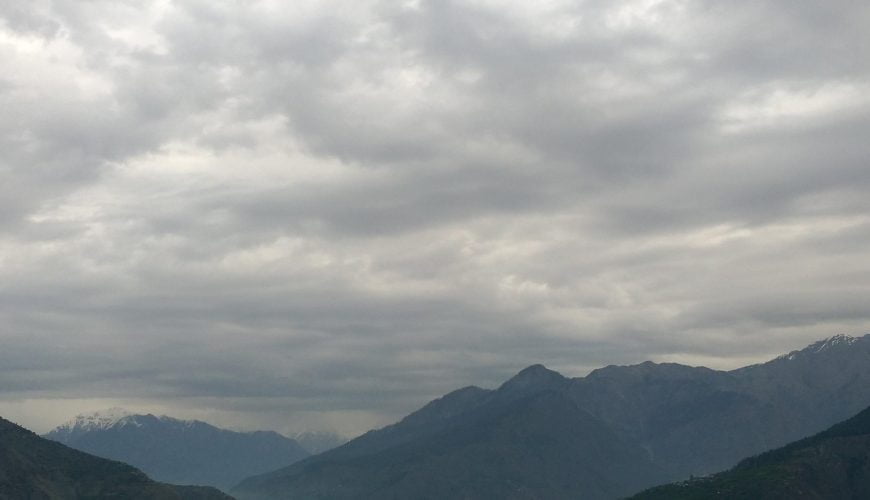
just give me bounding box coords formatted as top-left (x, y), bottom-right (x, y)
top-left (2, 0), bottom-right (870, 437)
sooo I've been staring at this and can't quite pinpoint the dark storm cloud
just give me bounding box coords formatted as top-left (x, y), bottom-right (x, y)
top-left (2, 0), bottom-right (870, 434)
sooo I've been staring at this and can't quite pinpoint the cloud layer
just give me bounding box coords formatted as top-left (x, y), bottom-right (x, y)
top-left (2, 0), bottom-right (870, 435)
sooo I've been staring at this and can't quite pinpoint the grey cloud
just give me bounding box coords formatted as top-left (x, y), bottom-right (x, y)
top-left (693, 0), bottom-right (870, 80)
top-left (2, 0), bottom-right (870, 434)
top-left (675, 289), bottom-right (870, 330)
top-left (0, 2), bottom-right (61, 37)
top-left (225, 166), bottom-right (555, 236)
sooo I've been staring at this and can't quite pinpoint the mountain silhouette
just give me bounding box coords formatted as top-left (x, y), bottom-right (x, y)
top-left (233, 333), bottom-right (870, 500)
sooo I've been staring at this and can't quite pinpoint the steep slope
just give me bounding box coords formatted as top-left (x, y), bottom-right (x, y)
top-left (45, 411), bottom-right (309, 491)
top-left (629, 404), bottom-right (870, 499)
top-left (0, 416), bottom-right (232, 500)
top-left (233, 366), bottom-right (665, 500)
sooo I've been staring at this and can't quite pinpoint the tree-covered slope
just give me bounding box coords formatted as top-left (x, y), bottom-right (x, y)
top-left (629, 404), bottom-right (870, 499)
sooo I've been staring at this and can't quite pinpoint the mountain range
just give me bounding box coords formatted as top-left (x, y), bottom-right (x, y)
top-left (0, 415), bottom-right (231, 500)
top-left (45, 409), bottom-right (309, 492)
top-left (233, 333), bottom-right (870, 500)
top-left (6, 333), bottom-right (868, 499)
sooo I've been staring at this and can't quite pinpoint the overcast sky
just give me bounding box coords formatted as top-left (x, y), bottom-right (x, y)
top-left (2, 0), bottom-right (870, 436)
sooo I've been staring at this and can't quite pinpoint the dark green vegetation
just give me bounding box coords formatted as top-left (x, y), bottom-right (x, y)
top-left (629, 404), bottom-right (870, 499)
top-left (45, 413), bottom-right (309, 492)
top-left (233, 334), bottom-right (870, 500)
top-left (0, 416), bottom-right (232, 500)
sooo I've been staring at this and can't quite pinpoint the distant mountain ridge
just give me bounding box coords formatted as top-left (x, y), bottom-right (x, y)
top-left (45, 410), bottom-right (309, 492)
top-left (0, 416), bottom-right (231, 500)
top-left (233, 333), bottom-right (870, 500)
top-left (288, 431), bottom-right (348, 455)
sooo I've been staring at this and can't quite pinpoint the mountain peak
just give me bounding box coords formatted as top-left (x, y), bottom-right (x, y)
top-left (57, 407), bottom-right (135, 433)
top-left (52, 410), bottom-right (208, 436)
top-left (498, 364), bottom-right (566, 394)
top-left (517, 363), bottom-right (559, 377)
top-left (774, 333), bottom-right (864, 362)
top-left (809, 334), bottom-right (858, 352)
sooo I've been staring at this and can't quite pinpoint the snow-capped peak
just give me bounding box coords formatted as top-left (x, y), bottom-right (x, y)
top-left (775, 334), bottom-right (859, 362)
top-left (810, 334), bottom-right (857, 353)
top-left (56, 407), bottom-right (136, 432)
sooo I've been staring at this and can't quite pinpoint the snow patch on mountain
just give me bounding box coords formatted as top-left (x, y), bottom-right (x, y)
top-left (59, 408), bottom-right (136, 431)
top-left (774, 334), bottom-right (859, 362)
top-left (811, 334), bottom-right (857, 352)
top-left (157, 414), bottom-right (199, 427)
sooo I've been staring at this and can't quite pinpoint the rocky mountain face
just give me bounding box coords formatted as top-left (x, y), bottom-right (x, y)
top-left (233, 333), bottom-right (870, 500)
top-left (0, 416), bottom-right (232, 500)
top-left (45, 411), bottom-right (309, 492)
top-left (630, 403), bottom-right (870, 499)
